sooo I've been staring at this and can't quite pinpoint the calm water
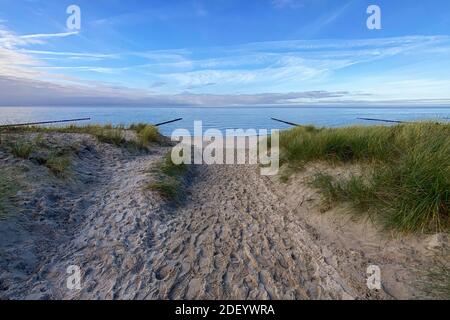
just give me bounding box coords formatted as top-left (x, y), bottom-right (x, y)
top-left (0, 106), bottom-right (449, 136)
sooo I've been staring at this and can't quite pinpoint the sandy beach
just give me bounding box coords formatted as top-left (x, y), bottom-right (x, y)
top-left (0, 131), bottom-right (447, 300)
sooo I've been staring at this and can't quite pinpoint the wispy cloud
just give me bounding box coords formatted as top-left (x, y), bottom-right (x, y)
top-left (1, 19), bottom-right (450, 106)
top-left (103, 36), bottom-right (450, 94)
top-left (0, 25), bottom-right (81, 82)
top-left (19, 31), bottom-right (78, 40)
top-left (19, 49), bottom-right (117, 59)
top-left (0, 26), bottom-right (78, 48)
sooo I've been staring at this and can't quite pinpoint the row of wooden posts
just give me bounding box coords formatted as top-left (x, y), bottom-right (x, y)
top-left (0, 116), bottom-right (448, 129)
top-left (0, 117), bottom-right (183, 128)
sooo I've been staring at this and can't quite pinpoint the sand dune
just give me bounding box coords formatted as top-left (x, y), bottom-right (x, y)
top-left (0, 133), bottom-right (446, 299)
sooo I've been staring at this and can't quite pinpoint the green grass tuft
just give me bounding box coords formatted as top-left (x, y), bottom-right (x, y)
top-left (133, 125), bottom-right (160, 147)
top-left (44, 154), bottom-right (71, 176)
top-left (148, 178), bottom-right (183, 202)
top-left (310, 172), bottom-right (379, 215)
top-left (129, 123), bottom-right (147, 133)
top-left (148, 154), bottom-right (188, 204)
top-left (10, 140), bottom-right (34, 159)
top-left (94, 128), bottom-right (127, 146)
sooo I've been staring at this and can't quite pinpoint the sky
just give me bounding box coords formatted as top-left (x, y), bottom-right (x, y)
top-left (1, 0), bottom-right (450, 106)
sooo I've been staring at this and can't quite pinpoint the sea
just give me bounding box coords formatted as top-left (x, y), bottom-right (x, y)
top-left (0, 106), bottom-right (449, 136)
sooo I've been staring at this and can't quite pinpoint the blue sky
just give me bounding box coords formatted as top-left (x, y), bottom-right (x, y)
top-left (1, 0), bottom-right (450, 106)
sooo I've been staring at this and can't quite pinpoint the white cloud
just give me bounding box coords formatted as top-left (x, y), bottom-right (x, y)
top-left (0, 26), bottom-right (77, 48)
top-left (123, 36), bottom-right (449, 93)
top-left (1, 19), bottom-right (450, 106)
top-left (19, 31), bottom-right (78, 40)
top-left (19, 49), bottom-right (118, 59)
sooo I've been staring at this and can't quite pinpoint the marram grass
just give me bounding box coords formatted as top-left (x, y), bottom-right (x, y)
top-left (148, 153), bottom-right (189, 204)
top-left (280, 122), bottom-right (450, 233)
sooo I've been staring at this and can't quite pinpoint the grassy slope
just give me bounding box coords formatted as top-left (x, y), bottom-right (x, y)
top-left (0, 123), bottom-right (163, 216)
top-left (0, 123), bottom-right (161, 150)
top-left (280, 122), bottom-right (450, 233)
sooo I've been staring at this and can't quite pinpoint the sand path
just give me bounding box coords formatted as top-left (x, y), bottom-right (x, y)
top-left (6, 158), bottom-right (361, 299)
top-left (3, 144), bottom-right (435, 299)
top-left (147, 164), bottom-right (362, 300)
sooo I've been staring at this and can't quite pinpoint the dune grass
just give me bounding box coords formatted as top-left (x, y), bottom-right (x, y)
top-left (0, 134), bottom-right (72, 176)
top-left (280, 122), bottom-right (450, 233)
top-left (0, 123), bottom-right (163, 192)
top-left (148, 153), bottom-right (188, 204)
top-left (44, 154), bottom-right (71, 176)
top-left (130, 123), bottom-right (161, 147)
top-left (9, 140), bottom-right (34, 159)
top-left (50, 124), bottom-right (135, 149)
top-left (0, 123), bottom-right (162, 150)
